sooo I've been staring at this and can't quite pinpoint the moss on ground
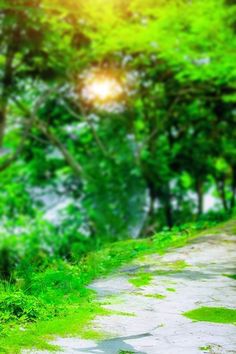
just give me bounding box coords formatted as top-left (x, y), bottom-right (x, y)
top-left (166, 287), bottom-right (176, 292)
top-left (99, 294), bottom-right (124, 306)
top-left (183, 307), bottom-right (236, 325)
top-left (223, 274), bottom-right (236, 280)
top-left (144, 293), bottom-right (166, 299)
top-left (128, 272), bottom-right (153, 287)
top-left (199, 345), bottom-right (212, 352)
top-left (164, 260), bottom-right (188, 270)
top-left (111, 311), bottom-right (136, 317)
top-left (128, 259), bottom-right (188, 287)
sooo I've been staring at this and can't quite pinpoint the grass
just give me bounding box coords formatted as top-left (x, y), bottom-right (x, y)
top-left (0, 219), bottom-right (234, 353)
top-left (144, 293), bottom-right (166, 299)
top-left (223, 274), bottom-right (236, 280)
top-left (166, 287), bottom-right (176, 292)
top-left (129, 259), bottom-right (189, 286)
top-left (0, 291), bottom-right (111, 353)
top-left (199, 345), bottom-right (212, 352)
top-left (128, 272), bottom-right (153, 287)
top-left (183, 307), bottom-right (236, 325)
top-left (162, 260), bottom-right (188, 270)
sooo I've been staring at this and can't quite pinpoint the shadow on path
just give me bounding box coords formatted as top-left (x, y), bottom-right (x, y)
top-left (74, 333), bottom-right (152, 353)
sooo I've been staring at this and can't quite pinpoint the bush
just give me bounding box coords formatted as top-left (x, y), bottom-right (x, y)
top-left (0, 215), bottom-right (98, 283)
top-left (0, 291), bottom-right (46, 324)
top-left (198, 209), bottom-right (233, 223)
top-left (0, 246), bottom-right (18, 281)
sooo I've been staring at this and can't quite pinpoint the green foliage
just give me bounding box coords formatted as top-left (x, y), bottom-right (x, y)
top-left (0, 291), bottom-right (46, 324)
top-left (0, 167), bottom-right (36, 218)
top-left (1, 0), bottom-right (236, 239)
top-left (0, 215), bottom-right (97, 283)
top-left (0, 0), bottom-right (236, 351)
top-left (0, 295), bottom-right (107, 353)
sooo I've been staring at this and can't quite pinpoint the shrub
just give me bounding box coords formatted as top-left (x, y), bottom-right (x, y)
top-left (0, 291), bottom-right (47, 324)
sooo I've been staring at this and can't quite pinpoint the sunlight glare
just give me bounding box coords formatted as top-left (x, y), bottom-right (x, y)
top-left (88, 79), bottom-right (121, 101)
top-left (82, 71), bottom-right (124, 106)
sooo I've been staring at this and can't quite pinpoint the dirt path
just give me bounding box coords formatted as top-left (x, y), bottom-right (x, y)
top-left (51, 226), bottom-right (236, 354)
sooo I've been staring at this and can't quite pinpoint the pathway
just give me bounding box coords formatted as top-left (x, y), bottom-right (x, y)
top-left (50, 225), bottom-right (236, 353)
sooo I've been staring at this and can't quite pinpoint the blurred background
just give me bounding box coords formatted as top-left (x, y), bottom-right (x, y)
top-left (0, 0), bottom-right (236, 271)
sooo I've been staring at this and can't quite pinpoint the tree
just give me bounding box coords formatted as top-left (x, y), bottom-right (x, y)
top-left (0, 0), bottom-right (235, 240)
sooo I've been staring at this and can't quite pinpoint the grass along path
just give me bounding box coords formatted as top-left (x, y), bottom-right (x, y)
top-left (48, 221), bottom-right (236, 354)
top-left (0, 220), bottom-right (235, 353)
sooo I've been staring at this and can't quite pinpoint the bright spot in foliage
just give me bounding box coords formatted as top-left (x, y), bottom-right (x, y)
top-left (81, 68), bottom-right (128, 111)
top-left (85, 77), bottom-right (123, 103)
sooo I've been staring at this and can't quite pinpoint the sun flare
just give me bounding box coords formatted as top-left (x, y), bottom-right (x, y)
top-left (87, 78), bottom-right (121, 102)
top-left (81, 70), bottom-right (124, 106)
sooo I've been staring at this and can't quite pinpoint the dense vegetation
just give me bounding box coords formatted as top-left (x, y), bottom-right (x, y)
top-left (0, 0), bottom-right (235, 351)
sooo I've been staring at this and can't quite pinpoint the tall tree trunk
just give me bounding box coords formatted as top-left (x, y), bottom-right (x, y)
top-left (139, 182), bottom-right (157, 237)
top-left (165, 199), bottom-right (173, 228)
top-left (0, 46), bottom-right (14, 147)
top-left (230, 165), bottom-right (236, 210)
top-left (0, 108), bottom-right (7, 147)
top-left (217, 179), bottom-right (228, 211)
top-left (164, 183), bottom-right (173, 228)
top-left (196, 179), bottom-right (204, 215)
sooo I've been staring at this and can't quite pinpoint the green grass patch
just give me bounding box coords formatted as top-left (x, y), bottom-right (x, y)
top-left (144, 293), bottom-right (166, 299)
top-left (99, 294), bottom-right (124, 306)
top-left (112, 311), bottom-right (136, 317)
top-left (199, 345), bottom-right (212, 352)
top-left (184, 307), bottom-right (236, 325)
top-left (164, 260), bottom-right (188, 270)
top-left (146, 260), bottom-right (188, 277)
top-left (128, 272), bottom-right (153, 287)
top-left (223, 274), bottom-right (236, 280)
top-left (166, 287), bottom-right (176, 292)
top-left (0, 292), bottom-right (110, 353)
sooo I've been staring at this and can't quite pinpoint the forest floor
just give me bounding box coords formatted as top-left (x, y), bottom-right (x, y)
top-left (30, 222), bottom-right (236, 354)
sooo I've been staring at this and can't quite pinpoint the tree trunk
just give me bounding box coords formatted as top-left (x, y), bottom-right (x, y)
top-left (217, 179), bottom-right (228, 211)
top-left (230, 165), bottom-right (236, 210)
top-left (0, 46), bottom-right (14, 147)
top-left (0, 108), bottom-right (6, 147)
top-left (196, 179), bottom-right (204, 215)
top-left (164, 183), bottom-right (173, 228)
top-left (139, 183), bottom-right (157, 237)
top-left (196, 179), bottom-right (204, 216)
top-left (165, 199), bottom-right (173, 228)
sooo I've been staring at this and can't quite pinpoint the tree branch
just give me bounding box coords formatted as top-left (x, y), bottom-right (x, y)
top-left (65, 100), bottom-right (110, 159)
top-left (35, 119), bottom-right (85, 178)
top-left (13, 92), bottom-right (88, 179)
